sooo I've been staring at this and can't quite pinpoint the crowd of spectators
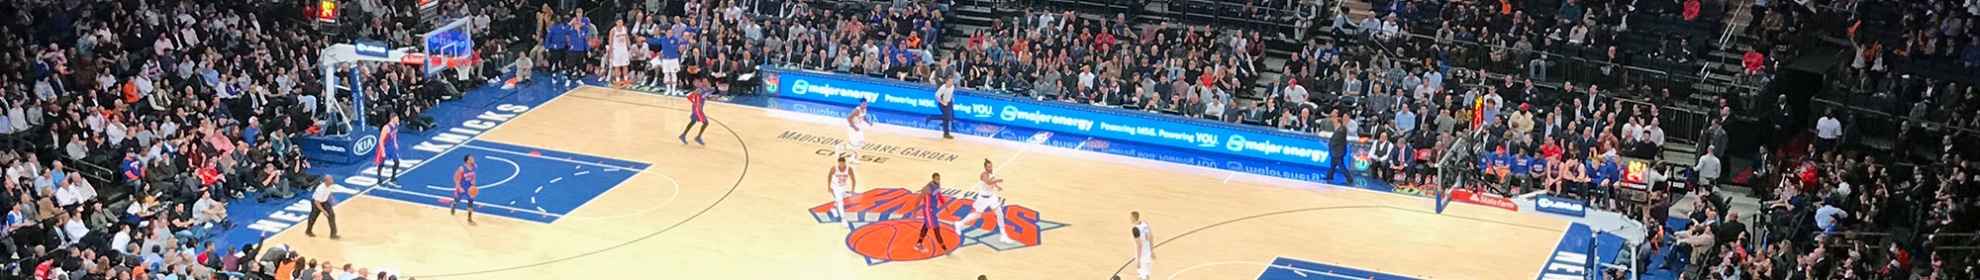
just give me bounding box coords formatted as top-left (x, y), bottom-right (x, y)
top-left (1624, 1), bottom-right (1980, 279)
top-left (1640, 121), bottom-right (1980, 279)
top-left (1831, 0), bottom-right (1980, 136)
top-left (0, 0), bottom-right (515, 277)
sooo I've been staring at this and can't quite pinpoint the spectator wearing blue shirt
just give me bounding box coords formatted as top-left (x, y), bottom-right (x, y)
top-left (1528, 152), bottom-right (1550, 192)
top-left (1477, 148), bottom-right (1494, 171)
top-left (243, 119), bottom-right (261, 146)
top-left (1489, 146), bottom-right (1513, 191)
top-left (1510, 152), bottom-right (1532, 193)
top-left (1395, 106), bottom-right (1418, 134)
top-left (1581, 158), bottom-right (1603, 198)
top-left (49, 163), bottom-right (67, 193)
top-left (1593, 156), bottom-right (1621, 204)
top-left (1814, 199), bottom-right (1847, 236)
top-left (123, 151), bottom-right (144, 192)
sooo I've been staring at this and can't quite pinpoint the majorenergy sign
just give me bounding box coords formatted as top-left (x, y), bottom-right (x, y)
top-left (765, 68), bottom-right (1339, 168)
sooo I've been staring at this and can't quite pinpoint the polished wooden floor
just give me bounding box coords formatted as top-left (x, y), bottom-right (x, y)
top-left (266, 87), bottom-right (1570, 279)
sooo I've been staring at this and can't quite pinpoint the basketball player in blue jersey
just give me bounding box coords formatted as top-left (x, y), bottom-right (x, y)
top-left (374, 115), bottom-right (403, 186)
top-left (451, 155), bottom-right (479, 224)
top-left (914, 173), bottom-right (950, 253)
top-left (677, 81), bottom-right (711, 145)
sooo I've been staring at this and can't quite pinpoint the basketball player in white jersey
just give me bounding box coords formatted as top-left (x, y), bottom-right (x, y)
top-left (826, 156), bottom-right (857, 228)
top-left (838, 100), bottom-right (875, 165)
top-left (1132, 211), bottom-right (1154, 280)
top-left (607, 18), bottom-right (631, 85)
top-left (954, 159), bottom-right (1014, 243)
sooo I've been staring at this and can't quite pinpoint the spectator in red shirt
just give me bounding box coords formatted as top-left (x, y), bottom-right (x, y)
top-left (198, 156), bottom-right (223, 191)
top-left (1743, 48), bottom-right (1766, 74)
top-left (1542, 137), bottom-right (1565, 159)
top-left (1096, 31), bottom-right (1116, 53)
top-left (1683, 0), bottom-right (1701, 21)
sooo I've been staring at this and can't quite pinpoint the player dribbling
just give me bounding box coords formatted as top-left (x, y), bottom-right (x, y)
top-left (451, 155), bottom-right (479, 224)
top-left (826, 156), bottom-right (857, 228)
top-left (953, 159), bottom-right (1014, 243)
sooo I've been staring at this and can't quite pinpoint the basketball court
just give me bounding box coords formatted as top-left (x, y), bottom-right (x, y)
top-left (259, 85), bottom-right (1579, 279)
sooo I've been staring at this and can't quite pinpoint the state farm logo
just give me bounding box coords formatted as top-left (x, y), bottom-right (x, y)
top-left (1448, 189), bottom-right (1519, 211)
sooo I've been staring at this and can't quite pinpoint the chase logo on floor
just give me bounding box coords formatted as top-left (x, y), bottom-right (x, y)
top-left (808, 188), bottom-right (1067, 265)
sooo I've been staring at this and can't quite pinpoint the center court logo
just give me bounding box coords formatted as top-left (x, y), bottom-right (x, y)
top-left (808, 188), bottom-right (1068, 265)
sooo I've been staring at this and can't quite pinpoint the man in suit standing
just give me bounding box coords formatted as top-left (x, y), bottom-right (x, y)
top-left (1324, 110), bottom-right (1354, 185)
top-left (1707, 120), bottom-right (1729, 157)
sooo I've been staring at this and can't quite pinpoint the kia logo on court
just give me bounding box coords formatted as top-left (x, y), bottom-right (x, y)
top-left (791, 79), bottom-right (812, 95)
top-left (1535, 195), bottom-right (1587, 217)
top-left (353, 135), bottom-right (379, 156)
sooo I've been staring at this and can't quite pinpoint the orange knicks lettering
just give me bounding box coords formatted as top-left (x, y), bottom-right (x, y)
top-left (1001, 205), bottom-right (1041, 246)
top-left (932, 196), bottom-right (967, 222)
top-left (858, 189), bottom-right (919, 216)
